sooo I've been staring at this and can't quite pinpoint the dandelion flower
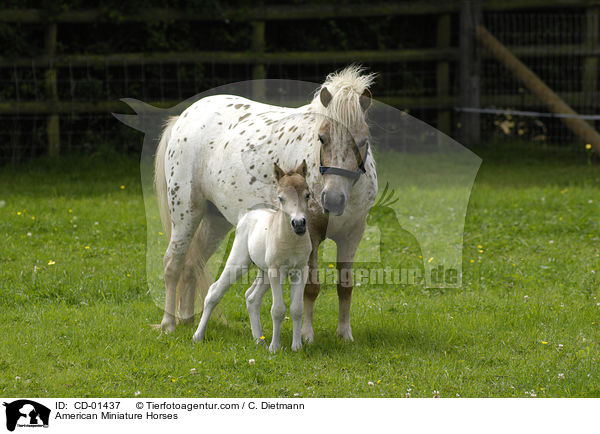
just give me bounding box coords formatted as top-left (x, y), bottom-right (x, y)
top-left (469, 259), bottom-right (475, 263)
top-left (85, 246), bottom-right (90, 250)
top-left (541, 341), bottom-right (548, 345)
top-left (120, 185), bottom-right (126, 190)
top-left (17, 211), bottom-right (22, 216)
top-left (586, 144), bottom-right (592, 150)
top-left (48, 260), bottom-right (55, 265)
top-left (328, 264), bottom-right (334, 268)
top-left (171, 378), bottom-right (177, 382)
top-left (260, 336), bottom-right (265, 340)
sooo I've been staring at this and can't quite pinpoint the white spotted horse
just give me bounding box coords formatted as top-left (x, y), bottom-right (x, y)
top-left (154, 65), bottom-right (378, 342)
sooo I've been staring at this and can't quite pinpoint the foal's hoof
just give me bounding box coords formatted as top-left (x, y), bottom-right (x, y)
top-left (192, 330), bottom-right (204, 343)
top-left (291, 341), bottom-right (302, 352)
top-left (268, 343), bottom-right (280, 353)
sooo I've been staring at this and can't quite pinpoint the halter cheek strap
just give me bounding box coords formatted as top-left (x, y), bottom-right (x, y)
top-left (319, 142), bottom-right (369, 185)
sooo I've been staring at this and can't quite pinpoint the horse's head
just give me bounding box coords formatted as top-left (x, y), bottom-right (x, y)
top-left (274, 160), bottom-right (310, 235)
top-left (316, 84), bottom-right (372, 216)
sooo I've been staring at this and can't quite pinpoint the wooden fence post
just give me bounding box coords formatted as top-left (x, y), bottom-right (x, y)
top-left (45, 22), bottom-right (60, 157)
top-left (436, 13), bottom-right (451, 135)
top-left (251, 21), bottom-right (266, 100)
top-left (583, 7), bottom-right (598, 126)
top-left (459, 0), bottom-right (481, 146)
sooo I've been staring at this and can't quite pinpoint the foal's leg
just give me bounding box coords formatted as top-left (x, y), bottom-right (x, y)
top-left (268, 268), bottom-right (287, 353)
top-left (334, 221), bottom-right (365, 341)
top-left (302, 235), bottom-right (322, 343)
top-left (245, 270), bottom-right (270, 342)
top-left (192, 235), bottom-right (250, 342)
top-left (178, 208), bottom-right (232, 323)
top-left (290, 267), bottom-right (308, 351)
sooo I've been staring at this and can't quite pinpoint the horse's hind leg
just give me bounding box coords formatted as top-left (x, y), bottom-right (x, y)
top-left (162, 213), bottom-right (202, 333)
top-left (178, 205), bottom-right (232, 323)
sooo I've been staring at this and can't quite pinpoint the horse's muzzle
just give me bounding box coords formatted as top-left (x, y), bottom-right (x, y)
top-left (291, 218), bottom-right (306, 235)
top-left (321, 190), bottom-right (346, 216)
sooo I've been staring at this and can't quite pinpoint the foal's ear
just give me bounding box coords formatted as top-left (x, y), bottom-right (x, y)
top-left (274, 163), bottom-right (285, 181)
top-left (320, 87), bottom-right (333, 108)
top-left (359, 89), bottom-right (372, 111)
top-left (295, 159), bottom-right (308, 178)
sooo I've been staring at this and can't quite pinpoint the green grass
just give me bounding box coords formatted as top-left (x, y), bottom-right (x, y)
top-left (1, 146), bottom-right (599, 398)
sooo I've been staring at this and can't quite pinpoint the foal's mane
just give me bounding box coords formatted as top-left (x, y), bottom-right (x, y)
top-left (310, 65), bottom-right (376, 130)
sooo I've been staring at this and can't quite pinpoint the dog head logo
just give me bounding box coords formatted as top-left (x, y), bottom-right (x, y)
top-left (3, 400), bottom-right (50, 431)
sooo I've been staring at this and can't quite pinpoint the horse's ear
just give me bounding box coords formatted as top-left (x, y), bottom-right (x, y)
top-left (296, 159), bottom-right (308, 177)
top-left (320, 87), bottom-right (333, 108)
top-left (359, 89), bottom-right (372, 111)
top-left (274, 163), bottom-right (285, 181)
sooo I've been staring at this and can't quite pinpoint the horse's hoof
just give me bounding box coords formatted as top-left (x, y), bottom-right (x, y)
top-left (268, 343), bottom-right (279, 353)
top-left (337, 327), bottom-right (354, 342)
top-left (179, 316), bottom-right (196, 326)
top-left (301, 329), bottom-right (314, 343)
top-left (160, 318), bottom-right (176, 334)
top-left (291, 342), bottom-right (302, 352)
top-left (192, 331), bottom-right (204, 343)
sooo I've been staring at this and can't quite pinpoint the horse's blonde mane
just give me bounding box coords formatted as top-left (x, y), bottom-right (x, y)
top-left (311, 65), bottom-right (376, 129)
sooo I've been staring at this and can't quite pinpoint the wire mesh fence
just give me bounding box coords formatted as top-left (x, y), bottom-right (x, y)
top-left (0, 4), bottom-right (598, 165)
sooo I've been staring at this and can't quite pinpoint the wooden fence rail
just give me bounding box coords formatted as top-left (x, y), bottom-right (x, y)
top-left (1, 0), bottom-right (599, 155)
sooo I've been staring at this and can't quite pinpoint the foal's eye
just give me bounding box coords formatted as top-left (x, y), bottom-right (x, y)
top-left (359, 138), bottom-right (369, 148)
top-left (305, 192), bottom-right (310, 200)
top-left (278, 196), bottom-right (285, 203)
top-left (318, 134), bottom-right (326, 145)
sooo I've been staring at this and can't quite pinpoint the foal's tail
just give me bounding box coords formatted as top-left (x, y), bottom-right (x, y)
top-left (154, 116), bottom-right (179, 240)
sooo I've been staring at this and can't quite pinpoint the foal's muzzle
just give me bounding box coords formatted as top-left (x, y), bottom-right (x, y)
top-left (321, 190), bottom-right (346, 216)
top-left (291, 218), bottom-right (306, 235)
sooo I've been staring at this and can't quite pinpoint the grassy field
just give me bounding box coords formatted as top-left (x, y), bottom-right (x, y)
top-left (1, 146), bottom-right (599, 398)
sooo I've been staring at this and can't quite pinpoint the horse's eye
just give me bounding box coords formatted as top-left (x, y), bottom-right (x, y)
top-left (318, 134), bottom-right (326, 145)
top-left (305, 192), bottom-right (310, 200)
top-left (278, 196), bottom-right (284, 203)
top-left (359, 138), bottom-right (369, 148)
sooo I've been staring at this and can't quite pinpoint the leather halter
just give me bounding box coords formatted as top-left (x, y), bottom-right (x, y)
top-left (319, 141), bottom-right (369, 185)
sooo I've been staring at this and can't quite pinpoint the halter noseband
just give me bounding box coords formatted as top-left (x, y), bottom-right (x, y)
top-left (319, 141), bottom-right (369, 185)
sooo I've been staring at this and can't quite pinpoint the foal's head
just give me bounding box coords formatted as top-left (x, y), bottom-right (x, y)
top-left (274, 160), bottom-right (310, 235)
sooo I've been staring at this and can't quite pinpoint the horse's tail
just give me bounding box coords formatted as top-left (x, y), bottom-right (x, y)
top-left (155, 116), bottom-right (179, 240)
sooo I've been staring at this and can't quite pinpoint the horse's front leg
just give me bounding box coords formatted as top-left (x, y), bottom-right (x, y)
top-left (334, 222), bottom-right (365, 341)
